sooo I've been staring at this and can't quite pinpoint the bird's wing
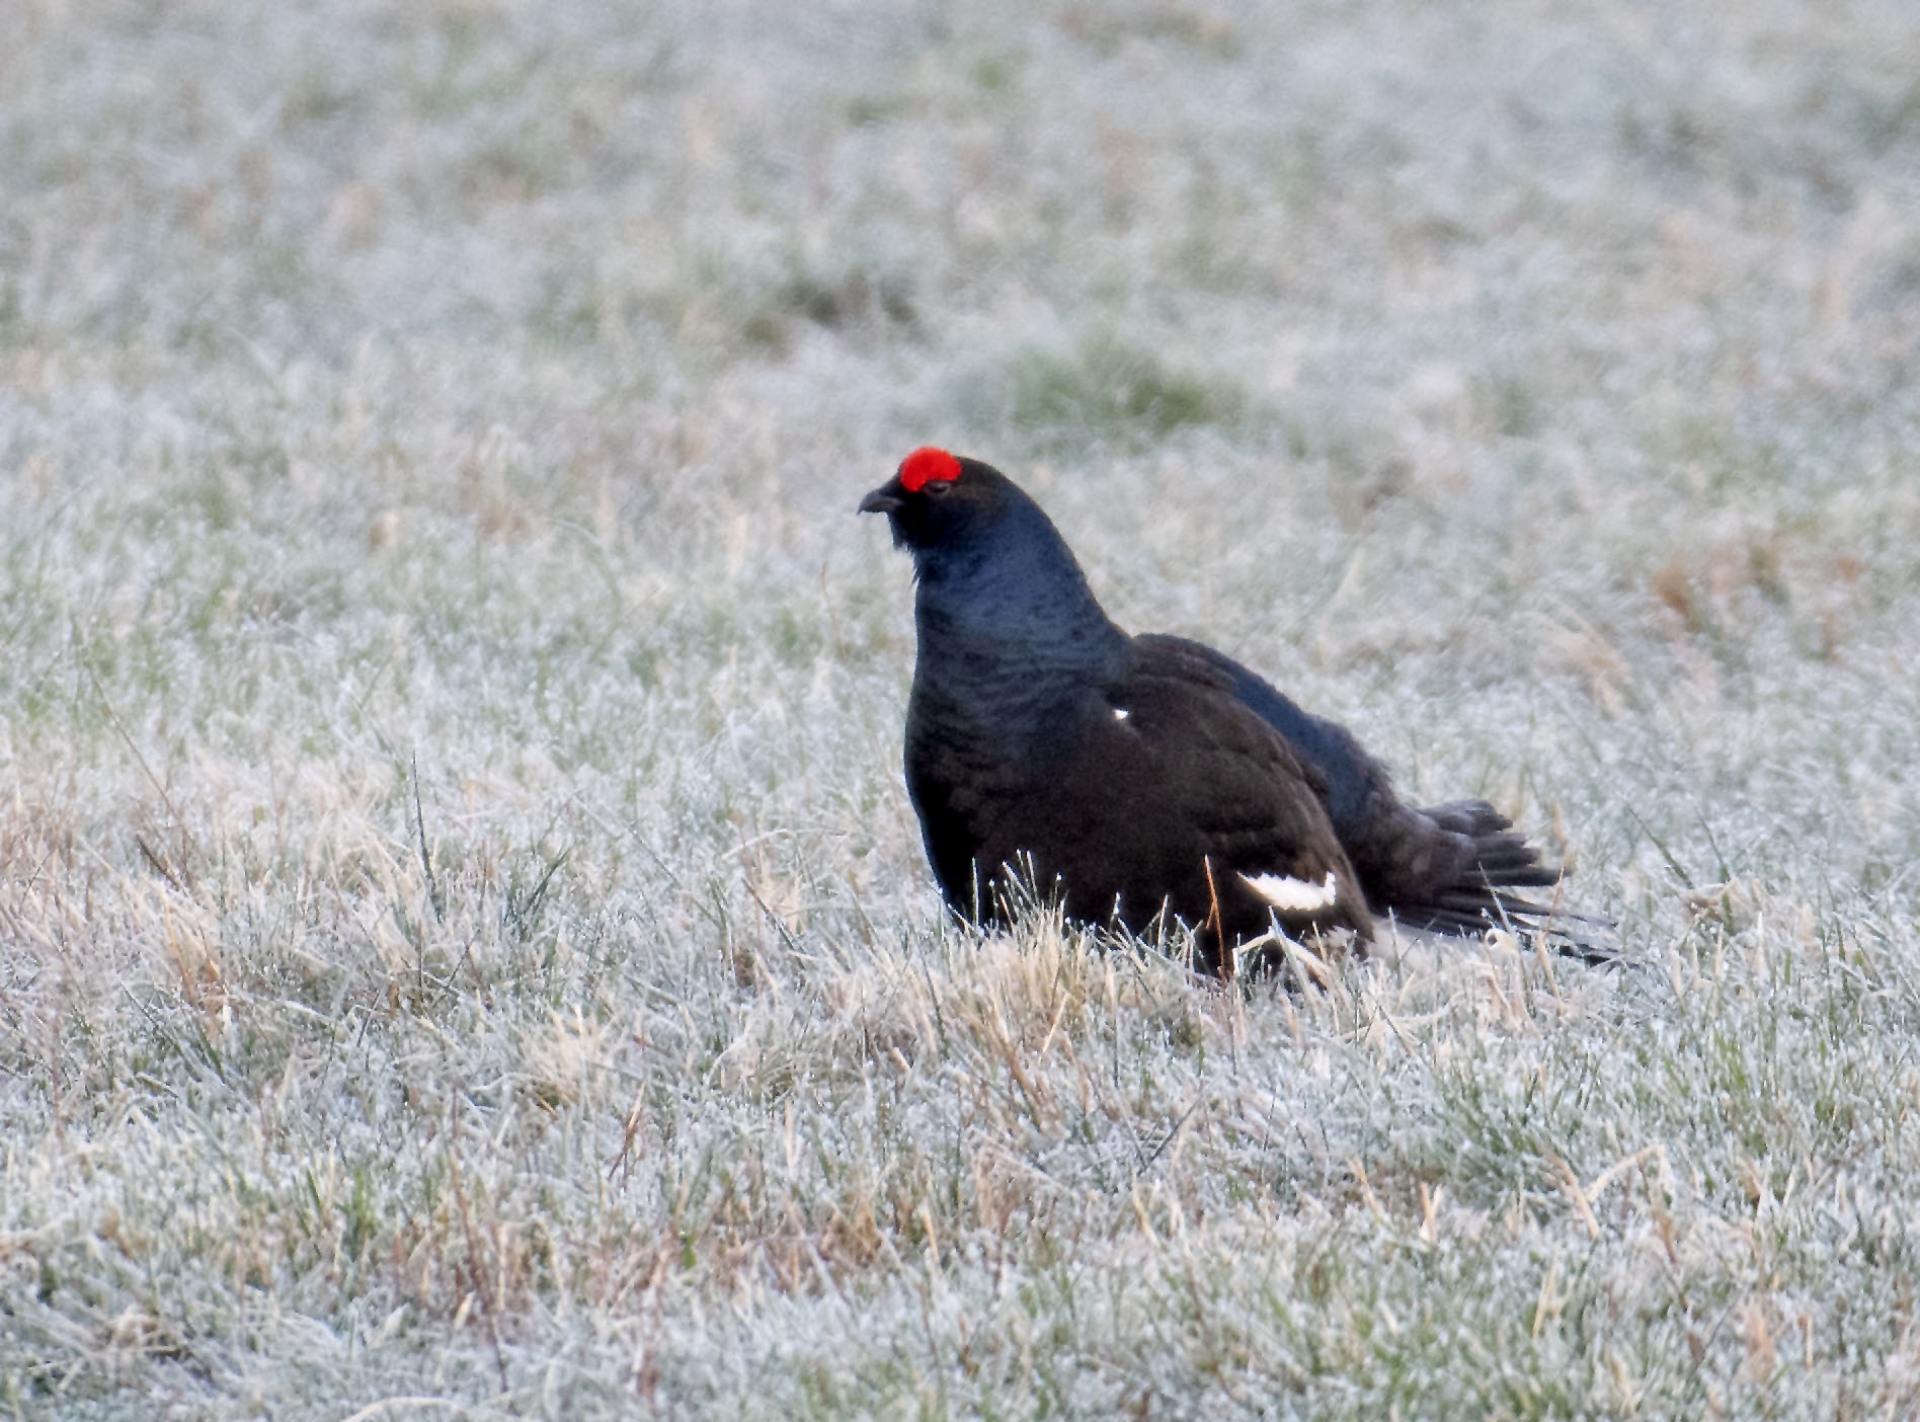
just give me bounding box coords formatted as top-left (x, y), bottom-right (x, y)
top-left (1134, 633), bottom-right (1393, 833)
top-left (1092, 639), bottom-right (1373, 945)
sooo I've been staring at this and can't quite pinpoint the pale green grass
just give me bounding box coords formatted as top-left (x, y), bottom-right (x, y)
top-left (4, 0), bottom-right (1920, 1417)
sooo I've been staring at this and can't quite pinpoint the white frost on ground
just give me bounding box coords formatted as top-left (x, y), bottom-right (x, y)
top-left (3, 0), bottom-right (1920, 1416)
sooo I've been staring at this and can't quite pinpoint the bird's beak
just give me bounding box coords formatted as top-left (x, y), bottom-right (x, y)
top-left (857, 479), bottom-right (905, 516)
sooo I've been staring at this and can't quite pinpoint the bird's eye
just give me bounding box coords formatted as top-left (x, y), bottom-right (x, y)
top-left (924, 480), bottom-right (955, 498)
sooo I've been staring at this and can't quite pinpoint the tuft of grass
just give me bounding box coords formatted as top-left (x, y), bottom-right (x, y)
top-left (1001, 329), bottom-right (1243, 449)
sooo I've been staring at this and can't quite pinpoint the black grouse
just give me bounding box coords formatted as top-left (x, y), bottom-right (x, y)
top-left (859, 447), bottom-right (1569, 976)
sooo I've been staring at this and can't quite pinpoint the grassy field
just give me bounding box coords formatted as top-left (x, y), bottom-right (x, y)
top-left (4, 0), bottom-right (1920, 1415)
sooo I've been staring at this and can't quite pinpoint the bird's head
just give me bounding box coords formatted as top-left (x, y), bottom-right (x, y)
top-left (856, 447), bottom-right (1026, 560)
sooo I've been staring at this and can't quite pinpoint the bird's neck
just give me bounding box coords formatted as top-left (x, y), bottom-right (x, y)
top-left (908, 541), bottom-right (1129, 755)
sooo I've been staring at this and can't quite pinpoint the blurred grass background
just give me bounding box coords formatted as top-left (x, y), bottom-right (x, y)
top-left (3, 0), bottom-right (1920, 1416)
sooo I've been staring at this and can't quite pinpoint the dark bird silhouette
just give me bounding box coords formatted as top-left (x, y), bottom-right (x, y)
top-left (859, 447), bottom-right (1574, 976)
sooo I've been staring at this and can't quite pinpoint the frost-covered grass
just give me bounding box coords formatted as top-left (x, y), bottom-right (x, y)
top-left (5, 0), bottom-right (1920, 1416)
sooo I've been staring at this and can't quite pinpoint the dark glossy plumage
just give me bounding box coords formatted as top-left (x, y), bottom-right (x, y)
top-left (860, 450), bottom-right (1573, 974)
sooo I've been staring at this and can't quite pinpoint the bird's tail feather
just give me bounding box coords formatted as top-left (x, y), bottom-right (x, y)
top-left (1389, 800), bottom-right (1616, 963)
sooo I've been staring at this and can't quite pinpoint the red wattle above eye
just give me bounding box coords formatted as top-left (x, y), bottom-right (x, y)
top-left (899, 447), bottom-right (961, 493)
